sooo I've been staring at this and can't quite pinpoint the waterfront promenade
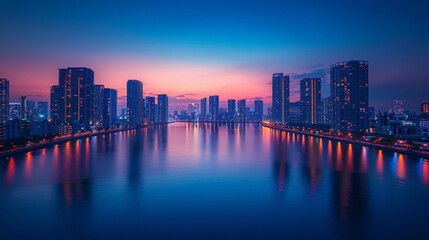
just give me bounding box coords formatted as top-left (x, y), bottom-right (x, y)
top-left (262, 121), bottom-right (429, 159)
top-left (0, 122), bottom-right (171, 159)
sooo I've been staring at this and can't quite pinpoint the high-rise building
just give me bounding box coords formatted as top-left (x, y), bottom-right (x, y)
top-left (26, 100), bottom-right (36, 117)
top-left (57, 67), bottom-right (95, 131)
top-left (331, 61), bottom-right (369, 133)
top-left (322, 96), bottom-right (333, 125)
top-left (272, 73), bottom-right (290, 124)
top-left (238, 99), bottom-right (246, 122)
top-left (50, 85), bottom-right (61, 123)
top-left (0, 79), bottom-right (9, 123)
top-left (209, 95), bottom-right (219, 122)
top-left (103, 88), bottom-right (117, 129)
top-left (289, 102), bottom-right (302, 123)
top-left (300, 78), bottom-right (321, 124)
top-left (127, 80), bottom-right (143, 125)
top-left (93, 84), bottom-right (104, 125)
top-left (200, 97), bottom-right (207, 121)
top-left (144, 97), bottom-right (156, 122)
top-left (227, 99), bottom-right (236, 122)
top-left (254, 100), bottom-right (263, 122)
top-left (157, 94), bottom-right (168, 123)
top-left (422, 101), bottom-right (429, 114)
top-left (392, 99), bottom-right (405, 115)
top-left (9, 103), bottom-right (21, 120)
top-left (267, 107), bottom-right (272, 120)
top-left (20, 96), bottom-right (27, 120)
top-left (37, 101), bottom-right (49, 119)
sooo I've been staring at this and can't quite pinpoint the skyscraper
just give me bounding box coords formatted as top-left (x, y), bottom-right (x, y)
top-left (103, 88), bottom-right (117, 129)
top-left (209, 95), bottom-right (219, 122)
top-left (254, 100), bottom-right (263, 122)
top-left (127, 80), bottom-right (143, 125)
top-left (8, 103), bottom-right (21, 120)
top-left (227, 99), bottom-right (236, 122)
top-left (200, 97), bottom-right (207, 121)
top-left (20, 96), bottom-right (27, 120)
top-left (300, 78), bottom-right (321, 124)
top-left (58, 67), bottom-right (95, 131)
top-left (157, 94), bottom-right (168, 123)
top-left (238, 99), bottom-right (246, 122)
top-left (50, 85), bottom-right (61, 123)
top-left (272, 73), bottom-right (290, 124)
top-left (26, 100), bottom-right (35, 118)
top-left (93, 84), bottom-right (104, 125)
top-left (331, 61), bottom-right (369, 133)
top-left (0, 79), bottom-right (9, 123)
top-left (144, 97), bottom-right (156, 122)
top-left (37, 101), bottom-right (49, 119)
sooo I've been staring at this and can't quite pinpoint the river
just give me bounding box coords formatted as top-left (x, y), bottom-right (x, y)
top-left (1, 123), bottom-right (428, 239)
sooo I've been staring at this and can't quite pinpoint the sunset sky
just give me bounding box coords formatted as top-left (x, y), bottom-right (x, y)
top-left (1, 0), bottom-right (428, 111)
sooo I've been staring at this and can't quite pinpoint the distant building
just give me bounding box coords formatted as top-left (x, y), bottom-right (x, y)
top-left (0, 78), bottom-right (9, 123)
top-left (37, 101), bottom-right (49, 119)
top-left (157, 94), bottom-right (168, 123)
top-left (392, 99), bottom-right (405, 115)
top-left (26, 100), bottom-right (36, 119)
top-left (300, 78), bottom-right (321, 124)
top-left (331, 61), bottom-right (369, 133)
top-left (200, 97), bottom-right (207, 121)
top-left (254, 100), bottom-right (263, 122)
top-left (93, 84), bottom-right (104, 125)
top-left (267, 107), bottom-right (272, 120)
top-left (289, 102), bottom-right (302, 123)
top-left (119, 108), bottom-right (129, 125)
top-left (322, 96), bottom-right (333, 125)
top-left (9, 103), bottom-right (21, 120)
top-left (272, 73), bottom-right (290, 124)
top-left (144, 97), bottom-right (156, 122)
top-left (209, 95), bottom-right (219, 122)
top-left (227, 99), bottom-right (236, 122)
top-left (127, 80), bottom-right (143, 125)
top-left (103, 88), bottom-right (117, 128)
top-left (238, 99), bottom-right (246, 122)
top-left (50, 85), bottom-right (61, 123)
top-left (20, 96), bottom-right (27, 120)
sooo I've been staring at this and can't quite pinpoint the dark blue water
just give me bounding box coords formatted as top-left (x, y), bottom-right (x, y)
top-left (1, 123), bottom-right (429, 239)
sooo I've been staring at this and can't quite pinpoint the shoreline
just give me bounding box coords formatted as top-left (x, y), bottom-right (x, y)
top-left (0, 122), bottom-right (171, 159)
top-left (262, 122), bottom-right (429, 159)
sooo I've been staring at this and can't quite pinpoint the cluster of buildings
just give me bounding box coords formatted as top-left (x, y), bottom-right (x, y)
top-left (0, 67), bottom-right (169, 149)
top-left (374, 100), bottom-right (429, 139)
top-left (270, 60), bottom-right (370, 133)
top-left (174, 97), bottom-right (264, 123)
top-left (270, 60), bottom-right (429, 142)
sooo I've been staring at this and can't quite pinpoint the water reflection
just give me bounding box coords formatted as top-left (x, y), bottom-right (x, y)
top-left (1, 123), bottom-right (429, 239)
top-left (272, 130), bottom-right (290, 195)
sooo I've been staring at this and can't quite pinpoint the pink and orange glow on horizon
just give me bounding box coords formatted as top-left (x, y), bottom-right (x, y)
top-left (3, 59), bottom-right (277, 110)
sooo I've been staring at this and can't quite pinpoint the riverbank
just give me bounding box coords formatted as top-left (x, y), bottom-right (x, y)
top-left (262, 121), bottom-right (429, 159)
top-left (0, 122), bottom-right (171, 159)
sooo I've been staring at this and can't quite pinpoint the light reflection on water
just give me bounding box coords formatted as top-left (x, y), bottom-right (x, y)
top-left (0, 123), bottom-right (429, 239)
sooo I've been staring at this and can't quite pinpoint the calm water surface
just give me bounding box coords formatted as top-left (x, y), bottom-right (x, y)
top-left (1, 123), bottom-right (429, 239)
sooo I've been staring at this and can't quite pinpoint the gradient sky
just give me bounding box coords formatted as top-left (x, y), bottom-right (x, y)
top-left (1, 0), bottom-right (428, 112)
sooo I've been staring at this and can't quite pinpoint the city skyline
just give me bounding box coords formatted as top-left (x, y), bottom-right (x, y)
top-left (1, 1), bottom-right (429, 112)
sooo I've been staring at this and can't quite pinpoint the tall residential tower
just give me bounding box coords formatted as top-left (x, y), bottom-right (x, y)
top-left (331, 61), bottom-right (369, 133)
top-left (272, 73), bottom-right (290, 124)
